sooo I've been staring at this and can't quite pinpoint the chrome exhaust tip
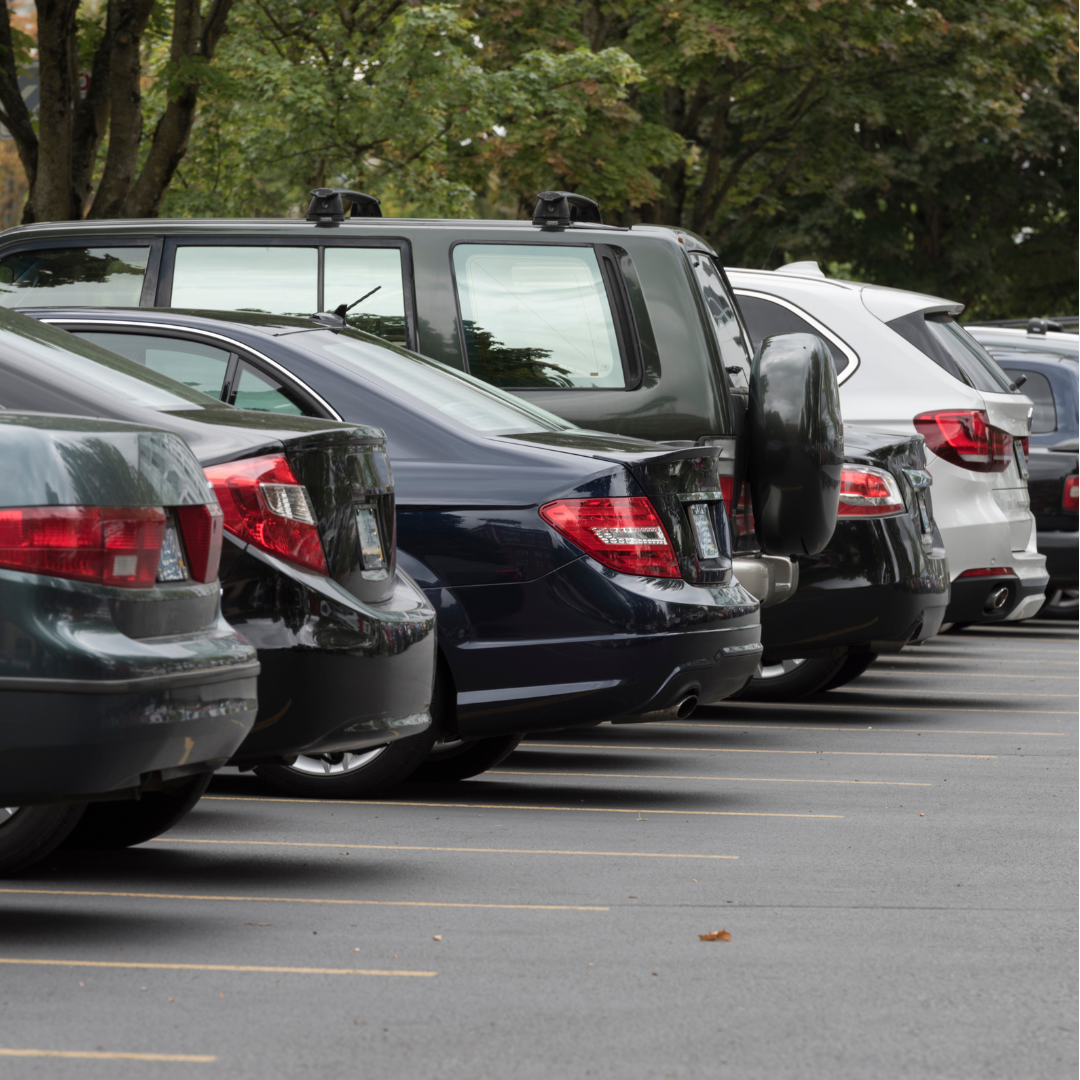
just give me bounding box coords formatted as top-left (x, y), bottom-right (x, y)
top-left (985, 586), bottom-right (1010, 613)
top-left (675, 695), bottom-right (699, 719)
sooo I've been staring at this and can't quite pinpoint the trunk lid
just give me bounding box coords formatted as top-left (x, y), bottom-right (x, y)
top-left (499, 430), bottom-right (733, 584)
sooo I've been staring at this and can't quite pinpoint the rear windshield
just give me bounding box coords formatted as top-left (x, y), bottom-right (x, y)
top-left (888, 311), bottom-right (1016, 394)
top-left (302, 329), bottom-right (576, 434)
top-left (0, 311), bottom-right (223, 411)
top-left (0, 246), bottom-right (149, 307)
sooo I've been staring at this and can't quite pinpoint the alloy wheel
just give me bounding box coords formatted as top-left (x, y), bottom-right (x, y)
top-left (286, 747), bottom-right (389, 776)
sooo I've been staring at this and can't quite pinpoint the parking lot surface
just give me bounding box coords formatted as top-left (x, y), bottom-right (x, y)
top-left (1, 620), bottom-right (1076, 1080)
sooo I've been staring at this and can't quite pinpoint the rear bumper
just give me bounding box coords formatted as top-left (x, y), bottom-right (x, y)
top-left (429, 556), bottom-right (762, 738)
top-left (759, 516), bottom-right (950, 662)
top-left (221, 545), bottom-right (437, 763)
top-left (1038, 530), bottom-right (1078, 588)
top-left (944, 551), bottom-right (1050, 624)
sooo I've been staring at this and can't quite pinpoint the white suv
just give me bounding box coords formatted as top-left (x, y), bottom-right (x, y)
top-left (728, 263), bottom-right (1048, 625)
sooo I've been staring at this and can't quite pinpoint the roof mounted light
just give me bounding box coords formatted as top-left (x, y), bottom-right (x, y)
top-left (306, 188), bottom-right (382, 225)
top-left (532, 190), bottom-right (603, 228)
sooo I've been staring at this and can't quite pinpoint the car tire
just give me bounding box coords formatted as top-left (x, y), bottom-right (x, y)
top-left (1040, 588), bottom-right (1079, 620)
top-left (62, 772), bottom-right (214, 850)
top-left (406, 733), bottom-right (524, 783)
top-left (252, 667), bottom-right (445, 799)
top-left (0, 804), bottom-right (86, 876)
top-left (818, 652), bottom-right (879, 692)
top-left (732, 655), bottom-right (848, 701)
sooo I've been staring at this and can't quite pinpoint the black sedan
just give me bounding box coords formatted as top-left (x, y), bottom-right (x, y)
top-left (0, 411), bottom-right (259, 874)
top-left (968, 322), bottom-right (1078, 618)
top-left (28, 306), bottom-right (763, 795)
top-left (0, 308), bottom-right (437, 816)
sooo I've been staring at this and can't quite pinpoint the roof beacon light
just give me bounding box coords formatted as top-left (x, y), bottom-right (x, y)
top-left (532, 191), bottom-right (603, 228)
top-left (306, 188), bottom-right (382, 225)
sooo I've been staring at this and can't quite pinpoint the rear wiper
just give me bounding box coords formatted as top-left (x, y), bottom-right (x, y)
top-left (274, 286), bottom-right (383, 336)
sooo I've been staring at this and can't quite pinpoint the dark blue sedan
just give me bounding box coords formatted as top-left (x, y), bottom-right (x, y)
top-left (29, 307), bottom-right (763, 795)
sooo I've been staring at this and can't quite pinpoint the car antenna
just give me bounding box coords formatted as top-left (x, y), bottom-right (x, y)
top-left (333, 286), bottom-right (381, 319)
top-left (761, 232), bottom-right (782, 270)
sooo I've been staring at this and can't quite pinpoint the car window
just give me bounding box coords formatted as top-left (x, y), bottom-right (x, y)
top-left (305, 328), bottom-right (574, 433)
top-left (171, 246), bottom-right (317, 317)
top-left (999, 367), bottom-right (1057, 433)
top-left (688, 254), bottom-right (752, 385)
top-left (0, 247), bottom-right (149, 307)
top-left (452, 243), bottom-right (625, 389)
top-left (888, 311), bottom-right (1016, 393)
top-left (228, 361), bottom-right (305, 415)
top-left (737, 295), bottom-right (850, 375)
top-left (323, 247), bottom-right (407, 345)
top-left (0, 312), bottom-right (220, 410)
top-left (71, 330), bottom-right (231, 400)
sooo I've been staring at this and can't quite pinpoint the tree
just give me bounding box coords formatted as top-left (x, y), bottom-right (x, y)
top-left (0, 0), bottom-right (235, 222)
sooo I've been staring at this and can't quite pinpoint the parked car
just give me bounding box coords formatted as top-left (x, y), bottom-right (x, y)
top-left (0, 308), bottom-right (437, 811)
top-left (967, 322), bottom-right (1078, 618)
top-left (0, 411), bottom-right (260, 875)
top-left (736, 423), bottom-right (949, 699)
top-left (726, 262), bottom-right (1048, 626)
top-left (23, 306), bottom-right (766, 792)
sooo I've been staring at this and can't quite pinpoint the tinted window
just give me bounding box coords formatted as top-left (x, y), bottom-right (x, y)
top-left (171, 246), bottom-right (317, 317)
top-left (0, 247), bottom-right (149, 307)
top-left (688, 255), bottom-right (752, 384)
top-left (888, 312), bottom-right (1015, 393)
top-left (305, 329), bottom-right (573, 433)
top-left (999, 368), bottom-right (1057, 433)
top-left (72, 331), bottom-right (231, 399)
top-left (323, 247), bottom-right (407, 345)
top-left (452, 244), bottom-right (625, 389)
top-left (737, 295), bottom-right (850, 375)
top-left (228, 362), bottom-right (305, 415)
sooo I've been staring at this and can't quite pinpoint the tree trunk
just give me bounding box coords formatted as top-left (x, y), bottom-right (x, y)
top-left (0, 6), bottom-right (39, 190)
top-left (29, 0), bottom-right (81, 221)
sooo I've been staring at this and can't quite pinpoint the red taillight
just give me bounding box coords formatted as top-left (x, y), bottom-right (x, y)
top-left (0, 506), bottom-right (165, 587)
top-left (176, 503), bottom-right (224, 582)
top-left (958, 566), bottom-right (1014, 578)
top-left (539, 496), bottom-right (680, 578)
top-left (1064, 476), bottom-right (1079, 512)
top-left (913, 410), bottom-right (1012, 472)
top-left (204, 455), bottom-right (327, 575)
top-left (837, 467), bottom-right (905, 517)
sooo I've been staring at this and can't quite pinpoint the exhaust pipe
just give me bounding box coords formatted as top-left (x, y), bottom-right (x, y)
top-left (675, 695), bottom-right (699, 719)
top-left (985, 586), bottom-right (1009, 613)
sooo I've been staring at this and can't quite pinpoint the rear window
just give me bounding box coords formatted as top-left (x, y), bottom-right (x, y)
top-left (0, 247), bottom-right (149, 307)
top-left (452, 243), bottom-right (626, 389)
top-left (737, 294), bottom-right (850, 375)
top-left (1, 314), bottom-right (221, 411)
top-left (303, 329), bottom-right (574, 434)
top-left (888, 311), bottom-right (1016, 394)
top-left (999, 367), bottom-right (1057, 433)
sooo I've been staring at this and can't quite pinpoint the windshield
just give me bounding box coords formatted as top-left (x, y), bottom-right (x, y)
top-left (302, 328), bottom-right (576, 434)
top-left (0, 309), bottom-right (223, 411)
top-left (888, 311), bottom-right (1017, 394)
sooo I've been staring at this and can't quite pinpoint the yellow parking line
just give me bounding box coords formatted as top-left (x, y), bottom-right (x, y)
top-left (152, 837), bottom-right (738, 859)
top-left (649, 723), bottom-right (1066, 737)
top-left (516, 743), bottom-right (995, 760)
top-left (491, 770), bottom-right (931, 787)
top-left (204, 796), bottom-right (841, 818)
top-left (0, 957), bottom-right (433, 977)
top-left (0, 1049), bottom-right (215, 1062)
top-left (718, 702), bottom-right (1075, 716)
top-left (0, 888), bottom-right (605, 913)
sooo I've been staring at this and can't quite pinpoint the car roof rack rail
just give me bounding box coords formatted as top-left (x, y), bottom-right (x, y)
top-left (532, 190), bottom-right (603, 228)
top-left (306, 188), bottom-right (382, 225)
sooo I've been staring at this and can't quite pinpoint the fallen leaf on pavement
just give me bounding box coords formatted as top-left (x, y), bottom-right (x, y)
top-left (432, 935), bottom-right (442, 942)
top-left (699, 930), bottom-right (732, 942)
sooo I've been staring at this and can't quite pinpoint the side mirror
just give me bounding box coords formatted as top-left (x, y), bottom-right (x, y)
top-left (747, 332), bottom-right (842, 556)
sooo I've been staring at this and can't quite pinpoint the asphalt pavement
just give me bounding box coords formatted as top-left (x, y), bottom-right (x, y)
top-left (1, 619), bottom-right (1076, 1079)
